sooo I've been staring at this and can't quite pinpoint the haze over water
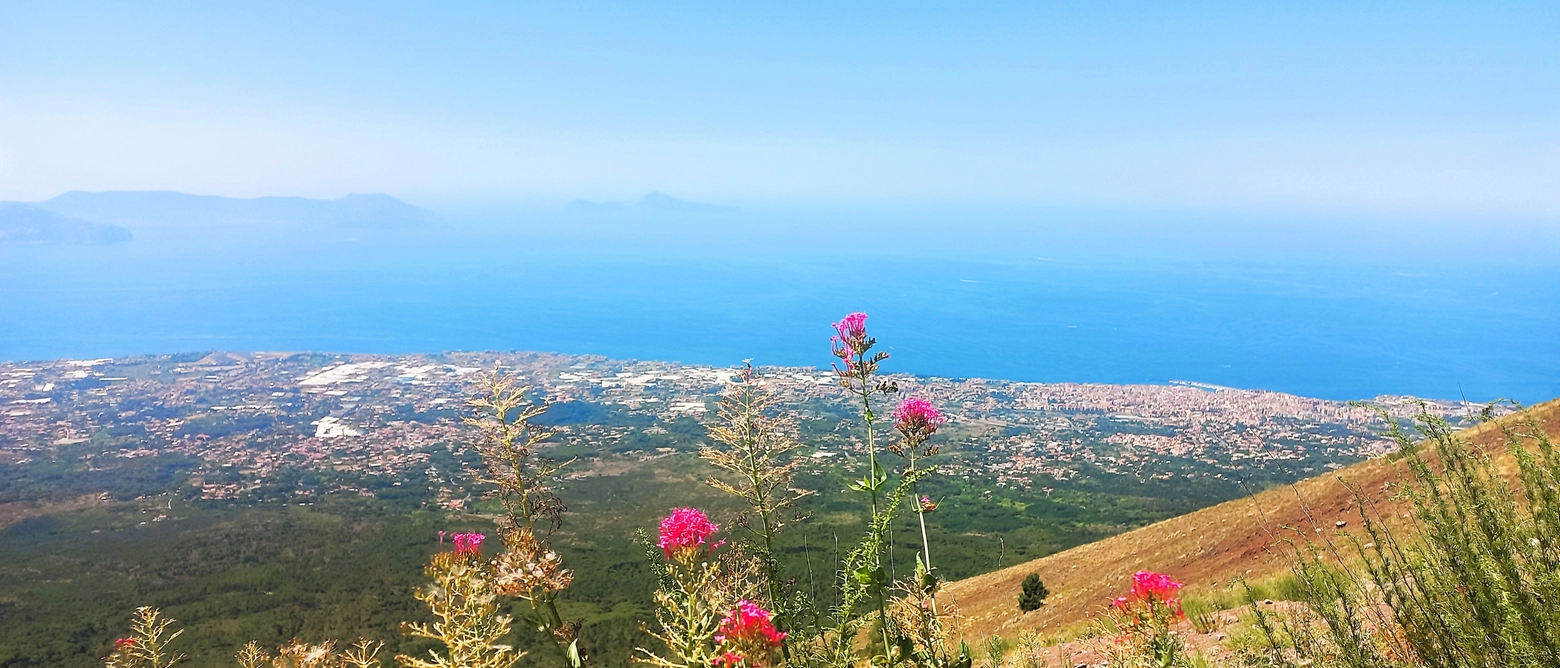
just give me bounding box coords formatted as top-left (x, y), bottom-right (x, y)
top-left (4, 209), bottom-right (1555, 404)
top-left (4, 4), bottom-right (1558, 404)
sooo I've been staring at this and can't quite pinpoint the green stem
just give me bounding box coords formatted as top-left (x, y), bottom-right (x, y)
top-left (912, 477), bottom-right (939, 617)
top-left (856, 353), bottom-right (895, 665)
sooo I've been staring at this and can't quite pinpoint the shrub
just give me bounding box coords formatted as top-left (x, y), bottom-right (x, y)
top-left (1018, 573), bottom-right (1049, 612)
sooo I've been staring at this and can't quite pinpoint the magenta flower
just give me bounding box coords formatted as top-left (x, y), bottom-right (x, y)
top-left (893, 397), bottom-right (946, 434)
top-left (1112, 570), bottom-right (1185, 620)
top-left (658, 508), bottom-right (720, 559)
top-left (451, 532), bottom-right (485, 555)
top-left (1130, 571), bottom-right (1183, 602)
top-left (830, 312), bottom-right (869, 360)
top-left (834, 312), bottom-right (866, 342)
top-left (713, 600), bottom-right (786, 667)
top-left (919, 495), bottom-right (938, 513)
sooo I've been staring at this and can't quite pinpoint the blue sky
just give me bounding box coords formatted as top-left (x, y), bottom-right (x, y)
top-left (2, 1), bottom-right (1557, 217)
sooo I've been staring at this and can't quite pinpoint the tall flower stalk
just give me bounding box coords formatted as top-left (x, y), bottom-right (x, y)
top-left (830, 312), bottom-right (902, 662)
top-left (465, 369), bottom-right (581, 663)
top-left (702, 362), bottom-right (815, 632)
top-left (889, 397), bottom-right (947, 614)
top-left (638, 508), bottom-right (781, 668)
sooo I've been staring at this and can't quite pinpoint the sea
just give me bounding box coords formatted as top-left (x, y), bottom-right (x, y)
top-left (2, 217), bottom-right (1557, 404)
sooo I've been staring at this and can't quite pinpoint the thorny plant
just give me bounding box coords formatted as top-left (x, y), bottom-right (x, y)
top-left (701, 362), bottom-right (817, 638)
top-left (464, 369), bottom-right (582, 662)
top-left (397, 533), bottom-right (528, 668)
top-left (104, 607), bottom-right (184, 668)
top-left (883, 557), bottom-right (973, 668)
top-left (1243, 402), bottom-right (1560, 668)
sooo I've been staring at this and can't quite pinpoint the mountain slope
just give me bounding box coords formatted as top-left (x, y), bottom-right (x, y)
top-left (0, 202), bottom-right (132, 244)
top-left (943, 398), bottom-right (1560, 640)
top-left (34, 191), bottom-right (435, 231)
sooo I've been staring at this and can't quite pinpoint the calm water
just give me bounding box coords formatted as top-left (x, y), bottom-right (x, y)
top-left (2, 229), bottom-right (1556, 403)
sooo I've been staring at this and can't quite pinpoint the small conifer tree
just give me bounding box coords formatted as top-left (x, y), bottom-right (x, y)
top-left (1018, 573), bottom-right (1049, 612)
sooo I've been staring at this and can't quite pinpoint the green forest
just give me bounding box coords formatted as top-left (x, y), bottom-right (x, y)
top-left (0, 429), bottom-right (1244, 667)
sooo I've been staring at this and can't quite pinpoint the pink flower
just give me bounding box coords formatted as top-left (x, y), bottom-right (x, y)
top-left (658, 508), bottom-right (720, 559)
top-left (834, 312), bottom-right (866, 339)
top-left (451, 532), bottom-right (485, 555)
top-left (1130, 571), bottom-right (1183, 602)
top-left (1113, 571), bottom-right (1186, 620)
top-left (893, 397), bottom-right (946, 434)
top-left (830, 312), bottom-right (869, 359)
top-left (714, 600), bottom-right (786, 667)
top-left (919, 495), bottom-right (938, 513)
top-left (114, 637), bottom-right (135, 648)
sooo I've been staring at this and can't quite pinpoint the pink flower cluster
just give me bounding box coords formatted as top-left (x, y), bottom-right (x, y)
top-left (714, 600), bottom-right (786, 667)
top-left (1112, 570), bottom-right (1185, 619)
top-left (658, 508), bottom-right (721, 559)
top-left (830, 312), bottom-right (869, 361)
top-left (1131, 571), bottom-right (1183, 602)
top-left (893, 397), bottom-right (946, 434)
top-left (451, 532), bottom-right (485, 555)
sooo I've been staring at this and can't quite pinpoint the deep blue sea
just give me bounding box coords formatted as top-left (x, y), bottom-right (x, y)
top-left (2, 222), bottom-right (1557, 403)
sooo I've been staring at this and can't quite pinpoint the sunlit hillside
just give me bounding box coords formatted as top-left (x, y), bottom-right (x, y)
top-left (945, 398), bottom-right (1560, 642)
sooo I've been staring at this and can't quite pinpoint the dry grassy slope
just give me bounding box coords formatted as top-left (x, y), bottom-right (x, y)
top-left (943, 399), bottom-right (1560, 641)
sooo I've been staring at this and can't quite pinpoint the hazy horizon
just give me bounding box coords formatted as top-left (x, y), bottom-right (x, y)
top-left (3, 3), bottom-right (1558, 402)
top-left (3, 2), bottom-right (1559, 224)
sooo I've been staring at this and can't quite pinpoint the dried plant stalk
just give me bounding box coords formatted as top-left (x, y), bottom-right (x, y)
top-left (104, 606), bottom-right (184, 668)
top-left (396, 551), bottom-right (526, 668)
top-left (463, 368), bottom-right (581, 658)
top-left (702, 362), bottom-right (815, 614)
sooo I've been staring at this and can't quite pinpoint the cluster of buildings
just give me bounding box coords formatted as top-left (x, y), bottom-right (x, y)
top-left (0, 350), bottom-right (1489, 503)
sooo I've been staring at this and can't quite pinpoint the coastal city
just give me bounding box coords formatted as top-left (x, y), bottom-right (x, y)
top-left (0, 350), bottom-right (1486, 507)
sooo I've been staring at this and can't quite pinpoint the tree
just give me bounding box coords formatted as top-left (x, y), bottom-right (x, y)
top-left (1018, 573), bottom-right (1049, 612)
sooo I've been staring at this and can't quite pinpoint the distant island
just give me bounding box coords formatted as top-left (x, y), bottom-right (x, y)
top-left (0, 202), bottom-right (132, 244)
top-left (0, 191), bottom-right (435, 244)
top-left (566, 191), bottom-right (740, 214)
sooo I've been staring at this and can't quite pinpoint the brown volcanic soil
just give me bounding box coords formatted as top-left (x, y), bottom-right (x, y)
top-left (941, 399), bottom-right (1560, 644)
